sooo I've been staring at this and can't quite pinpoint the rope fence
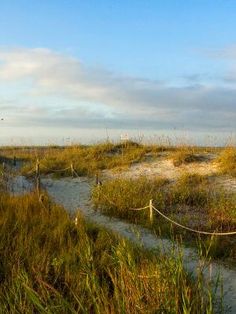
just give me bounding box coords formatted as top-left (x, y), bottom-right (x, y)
top-left (130, 205), bottom-right (150, 211)
top-left (151, 205), bottom-right (236, 236)
top-left (2, 159), bottom-right (236, 236)
top-left (128, 200), bottom-right (236, 236)
top-left (40, 164), bottom-right (71, 173)
top-left (94, 189), bottom-right (236, 236)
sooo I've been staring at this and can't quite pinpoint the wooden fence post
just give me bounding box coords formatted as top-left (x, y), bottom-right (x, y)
top-left (36, 159), bottom-right (40, 194)
top-left (96, 173), bottom-right (102, 186)
top-left (71, 162), bottom-right (74, 178)
top-left (2, 162), bottom-right (5, 182)
top-left (36, 159), bottom-right (40, 177)
top-left (149, 199), bottom-right (153, 224)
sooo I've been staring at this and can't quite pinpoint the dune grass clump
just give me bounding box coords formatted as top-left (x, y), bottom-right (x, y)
top-left (93, 173), bottom-right (236, 228)
top-left (92, 174), bottom-right (212, 223)
top-left (16, 142), bottom-right (151, 177)
top-left (167, 174), bottom-right (236, 230)
top-left (217, 146), bottom-right (236, 177)
top-left (92, 173), bottom-right (236, 259)
top-left (0, 190), bottom-right (215, 313)
top-left (1, 141), bottom-right (183, 178)
top-left (167, 173), bottom-right (210, 208)
top-left (170, 147), bottom-right (205, 167)
top-left (0, 141), bottom-right (220, 178)
top-left (92, 176), bottom-right (169, 222)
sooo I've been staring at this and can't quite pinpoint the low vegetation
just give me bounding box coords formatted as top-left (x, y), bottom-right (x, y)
top-left (92, 173), bottom-right (236, 259)
top-left (17, 142), bottom-right (150, 177)
top-left (0, 190), bottom-right (215, 313)
top-left (0, 140), bottom-right (223, 177)
top-left (0, 142), bottom-right (234, 311)
top-left (170, 150), bottom-right (205, 167)
top-left (217, 146), bottom-right (236, 177)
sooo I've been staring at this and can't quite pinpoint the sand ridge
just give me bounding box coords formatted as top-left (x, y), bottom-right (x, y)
top-left (102, 153), bottom-right (236, 193)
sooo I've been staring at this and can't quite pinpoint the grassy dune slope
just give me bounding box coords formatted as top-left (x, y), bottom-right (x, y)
top-left (92, 174), bottom-right (236, 259)
top-left (0, 191), bottom-right (214, 313)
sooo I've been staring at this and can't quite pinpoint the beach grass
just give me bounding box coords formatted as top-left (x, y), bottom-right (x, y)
top-left (0, 190), bottom-right (215, 313)
top-left (217, 146), bottom-right (236, 177)
top-left (0, 140), bottom-right (223, 178)
top-left (92, 173), bottom-right (236, 259)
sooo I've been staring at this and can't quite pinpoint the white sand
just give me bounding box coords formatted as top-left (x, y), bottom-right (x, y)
top-left (40, 176), bottom-right (236, 313)
top-left (103, 153), bottom-right (236, 193)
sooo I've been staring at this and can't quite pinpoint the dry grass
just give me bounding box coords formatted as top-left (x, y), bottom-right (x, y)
top-left (0, 190), bottom-right (214, 313)
top-left (92, 173), bottom-right (236, 259)
top-left (169, 147), bottom-right (207, 167)
top-left (12, 142), bottom-right (150, 177)
top-left (217, 146), bottom-right (236, 177)
top-left (0, 141), bottom-right (225, 177)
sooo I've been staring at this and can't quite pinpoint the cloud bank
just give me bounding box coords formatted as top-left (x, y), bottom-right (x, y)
top-left (0, 47), bottom-right (235, 142)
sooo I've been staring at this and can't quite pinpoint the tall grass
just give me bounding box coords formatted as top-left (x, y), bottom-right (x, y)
top-left (217, 146), bottom-right (236, 177)
top-left (16, 142), bottom-right (151, 177)
top-left (92, 176), bottom-right (169, 220)
top-left (0, 190), bottom-right (215, 313)
top-left (92, 174), bottom-right (236, 259)
top-left (0, 141), bottom-right (222, 177)
top-left (170, 149), bottom-right (206, 167)
top-left (0, 141), bottom-right (230, 177)
top-left (93, 173), bottom-right (236, 227)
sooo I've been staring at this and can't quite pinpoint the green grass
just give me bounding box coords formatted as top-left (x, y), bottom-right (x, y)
top-left (92, 173), bottom-right (236, 259)
top-left (92, 176), bottom-right (169, 220)
top-left (0, 190), bottom-right (216, 313)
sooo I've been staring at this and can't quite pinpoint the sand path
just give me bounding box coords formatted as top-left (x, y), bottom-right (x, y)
top-left (39, 176), bottom-right (236, 313)
top-left (8, 157), bottom-right (236, 312)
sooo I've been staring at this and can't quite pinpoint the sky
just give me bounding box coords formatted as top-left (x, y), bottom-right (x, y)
top-left (0, 0), bottom-right (236, 145)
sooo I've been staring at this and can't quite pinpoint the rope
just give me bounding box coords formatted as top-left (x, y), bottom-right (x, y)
top-left (22, 161), bottom-right (92, 187)
top-left (72, 169), bottom-right (80, 177)
top-left (152, 205), bottom-right (236, 236)
top-left (38, 194), bottom-right (48, 211)
top-left (24, 168), bottom-right (35, 176)
top-left (130, 205), bottom-right (149, 211)
top-left (40, 164), bottom-right (71, 172)
top-left (8, 158), bottom-right (236, 236)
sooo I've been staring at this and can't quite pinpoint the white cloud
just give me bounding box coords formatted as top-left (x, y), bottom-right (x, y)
top-left (0, 47), bottom-right (235, 137)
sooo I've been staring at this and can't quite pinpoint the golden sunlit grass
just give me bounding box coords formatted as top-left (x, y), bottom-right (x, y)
top-left (167, 143), bottom-right (214, 167)
top-left (15, 142), bottom-right (150, 177)
top-left (1, 142), bottom-right (235, 238)
top-left (217, 146), bottom-right (236, 177)
top-left (92, 173), bottom-right (236, 259)
top-left (0, 190), bottom-right (214, 313)
top-left (0, 141), bottom-right (233, 311)
top-left (170, 149), bottom-right (205, 167)
top-left (0, 140), bottom-right (228, 177)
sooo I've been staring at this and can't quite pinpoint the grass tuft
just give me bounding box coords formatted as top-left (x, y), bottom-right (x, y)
top-left (217, 146), bottom-right (236, 177)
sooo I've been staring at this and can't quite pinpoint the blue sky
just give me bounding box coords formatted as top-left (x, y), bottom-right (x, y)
top-left (0, 0), bottom-right (236, 144)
